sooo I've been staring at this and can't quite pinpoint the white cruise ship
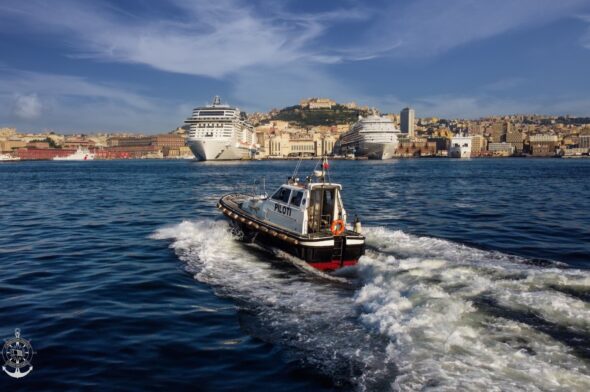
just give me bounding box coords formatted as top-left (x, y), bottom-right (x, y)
top-left (339, 114), bottom-right (401, 159)
top-left (185, 96), bottom-right (256, 161)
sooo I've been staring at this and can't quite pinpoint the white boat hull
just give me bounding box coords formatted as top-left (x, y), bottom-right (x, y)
top-left (53, 149), bottom-right (95, 161)
top-left (188, 139), bottom-right (252, 161)
top-left (449, 146), bottom-right (471, 158)
top-left (346, 141), bottom-right (398, 160)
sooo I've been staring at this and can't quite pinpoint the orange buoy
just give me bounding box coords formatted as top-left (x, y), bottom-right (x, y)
top-left (330, 219), bottom-right (345, 236)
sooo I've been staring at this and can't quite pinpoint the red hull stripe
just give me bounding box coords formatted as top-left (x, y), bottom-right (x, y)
top-left (308, 260), bottom-right (358, 271)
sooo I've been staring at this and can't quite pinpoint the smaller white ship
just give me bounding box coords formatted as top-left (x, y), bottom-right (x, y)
top-left (449, 136), bottom-right (472, 158)
top-left (53, 147), bottom-right (95, 161)
top-left (0, 153), bottom-right (20, 161)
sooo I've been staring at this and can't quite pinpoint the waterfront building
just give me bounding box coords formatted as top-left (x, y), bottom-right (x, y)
top-left (16, 148), bottom-right (76, 160)
top-left (268, 132), bottom-right (291, 157)
top-left (0, 139), bottom-right (27, 153)
top-left (104, 134), bottom-right (185, 159)
top-left (505, 128), bottom-right (524, 153)
top-left (107, 134), bottom-right (184, 148)
top-left (471, 135), bottom-right (487, 156)
top-left (562, 147), bottom-right (589, 156)
top-left (489, 121), bottom-right (509, 143)
top-left (266, 132), bottom-right (336, 158)
top-left (529, 134), bottom-right (559, 143)
top-left (428, 137), bottom-right (450, 154)
top-left (63, 137), bottom-right (96, 149)
top-left (162, 146), bottom-right (193, 159)
top-left (395, 139), bottom-right (437, 157)
top-left (27, 141), bottom-right (51, 149)
top-left (400, 107), bottom-right (415, 137)
top-left (528, 134), bottom-right (558, 156)
top-left (488, 142), bottom-right (515, 156)
top-left (580, 135), bottom-right (590, 149)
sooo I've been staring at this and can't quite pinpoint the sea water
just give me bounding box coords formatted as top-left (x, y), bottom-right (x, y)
top-left (0, 159), bottom-right (589, 391)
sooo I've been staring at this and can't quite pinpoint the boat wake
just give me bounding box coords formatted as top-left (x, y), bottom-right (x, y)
top-left (151, 219), bottom-right (590, 391)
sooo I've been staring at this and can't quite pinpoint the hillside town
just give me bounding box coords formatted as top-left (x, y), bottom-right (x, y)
top-left (1, 97), bottom-right (590, 160)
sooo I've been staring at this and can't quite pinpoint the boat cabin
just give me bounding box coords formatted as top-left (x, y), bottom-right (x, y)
top-left (243, 182), bottom-right (347, 236)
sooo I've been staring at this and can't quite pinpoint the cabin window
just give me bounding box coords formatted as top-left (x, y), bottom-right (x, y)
top-left (290, 191), bottom-right (304, 207)
top-left (271, 187), bottom-right (291, 203)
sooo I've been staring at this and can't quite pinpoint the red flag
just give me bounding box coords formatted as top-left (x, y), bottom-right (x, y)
top-left (323, 162), bottom-right (330, 170)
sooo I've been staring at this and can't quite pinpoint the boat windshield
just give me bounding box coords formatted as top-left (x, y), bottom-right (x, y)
top-left (271, 187), bottom-right (291, 203)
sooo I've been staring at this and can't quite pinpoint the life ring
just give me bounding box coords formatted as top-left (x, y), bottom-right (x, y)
top-left (330, 219), bottom-right (345, 236)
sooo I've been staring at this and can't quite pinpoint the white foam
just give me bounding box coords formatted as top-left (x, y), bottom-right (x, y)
top-left (152, 220), bottom-right (590, 391)
top-left (357, 227), bottom-right (590, 391)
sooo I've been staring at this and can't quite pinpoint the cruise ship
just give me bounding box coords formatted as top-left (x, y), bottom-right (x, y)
top-left (185, 96), bottom-right (256, 161)
top-left (339, 114), bottom-right (401, 159)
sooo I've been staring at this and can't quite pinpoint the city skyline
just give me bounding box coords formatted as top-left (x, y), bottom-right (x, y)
top-left (1, 0), bottom-right (590, 133)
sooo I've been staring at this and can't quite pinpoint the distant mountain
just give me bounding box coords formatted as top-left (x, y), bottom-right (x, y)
top-left (267, 104), bottom-right (371, 127)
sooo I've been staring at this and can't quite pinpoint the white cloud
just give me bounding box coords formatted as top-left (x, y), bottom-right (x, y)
top-left (0, 0), bottom-right (366, 78)
top-left (13, 93), bottom-right (42, 119)
top-left (0, 69), bottom-right (181, 132)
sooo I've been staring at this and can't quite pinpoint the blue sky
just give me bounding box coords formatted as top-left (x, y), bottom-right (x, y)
top-left (1, 0), bottom-right (590, 133)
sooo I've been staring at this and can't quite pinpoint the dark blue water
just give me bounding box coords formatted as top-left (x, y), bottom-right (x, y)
top-left (1, 159), bottom-right (589, 391)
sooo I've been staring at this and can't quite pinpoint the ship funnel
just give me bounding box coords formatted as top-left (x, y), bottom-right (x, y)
top-left (212, 96), bottom-right (221, 106)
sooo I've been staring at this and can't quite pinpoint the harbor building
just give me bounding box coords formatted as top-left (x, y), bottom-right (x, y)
top-left (0, 139), bottom-right (27, 153)
top-left (395, 139), bottom-right (437, 157)
top-left (529, 134), bottom-right (558, 157)
top-left (62, 137), bottom-right (96, 149)
top-left (505, 128), bottom-right (524, 153)
top-left (400, 107), bottom-right (415, 138)
top-left (105, 134), bottom-right (187, 159)
top-left (470, 135), bottom-right (487, 156)
top-left (488, 142), bottom-right (515, 156)
top-left (489, 121), bottom-right (510, 143)
top-left (265, 132), bottom-right (337, 158)
top-left (580, 135), bottom-right (590, 149)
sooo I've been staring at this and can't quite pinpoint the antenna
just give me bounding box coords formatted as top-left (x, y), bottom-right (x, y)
top-left (292, 156), bottom-right (303, 181)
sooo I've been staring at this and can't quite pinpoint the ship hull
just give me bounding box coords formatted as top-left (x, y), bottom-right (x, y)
top-left (218, 195), bottom-right (365, 271)
top-left (188, 139), bottom-right (252, 161)
top-left (449, 146), bottom-right (471, 158)
top-left (343, 141), bottom-right (398, 160)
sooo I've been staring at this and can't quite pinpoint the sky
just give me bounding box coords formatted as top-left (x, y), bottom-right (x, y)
top-left (1, 0), bottom-right (590, 133)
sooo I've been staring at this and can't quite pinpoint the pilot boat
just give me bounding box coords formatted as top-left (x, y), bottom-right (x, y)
top-left (217, 158), bottom-right (365, 271)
